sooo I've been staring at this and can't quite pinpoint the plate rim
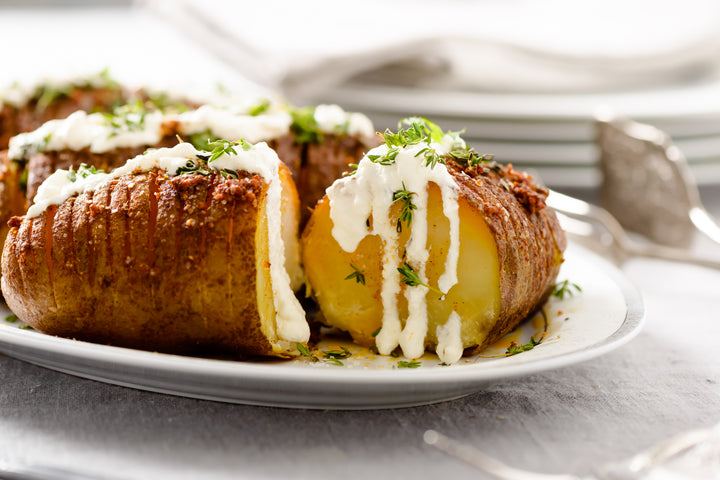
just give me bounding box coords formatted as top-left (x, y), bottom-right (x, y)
top-left (0, 243), bottom-right (645, 407)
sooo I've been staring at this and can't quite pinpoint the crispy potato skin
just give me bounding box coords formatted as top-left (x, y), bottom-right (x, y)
top-left (302, 159), bottom-right (566, 354)
top-left (269, 133), bottom-right (378, 227)
top-left (1, 165), bottom-right (299, 357)
top-left (0, 87), bottom-right (126, 149)
top-left (447, 162), bottom-right (566, 350)
top-left (24, 135), bottom-right (178, 204)
top-left (0, 151), bottom-right (27, 248)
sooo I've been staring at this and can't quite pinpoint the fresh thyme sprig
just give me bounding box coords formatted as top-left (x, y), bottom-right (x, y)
top-left (367, 117), bottom-right (491, 170)
top-left (392, 183), bottom-right (417, 232)
top-left (397, 262), bottom-right (444, 296)
top-left (297, 343), bottom-right (319, 362)
top-left (552, 280), bottom-right (582, 300)
top-left (344, 264), bottom-right (366, 285)
top-left (505, 334), bottom-right (544, 356)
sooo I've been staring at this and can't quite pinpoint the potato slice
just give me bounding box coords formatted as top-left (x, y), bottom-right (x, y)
top-left (301, 121), bottom-right (565, 363)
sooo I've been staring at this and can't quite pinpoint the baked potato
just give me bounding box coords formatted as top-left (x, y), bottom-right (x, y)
top-left (1, 141), bottom-right (308, 357)
top-left (301, 118), bottom-right (566, 364)
top-left (14, 102), bottom-right (376, 227)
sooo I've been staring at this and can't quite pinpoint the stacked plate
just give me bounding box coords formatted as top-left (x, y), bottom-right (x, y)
top-left (318, 78), bottom-right (720, 189)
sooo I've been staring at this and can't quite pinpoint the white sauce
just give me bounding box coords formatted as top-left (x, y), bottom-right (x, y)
top-left (27, 142), bottom-right (309, 345)
top-left (0, 73), bottom-right (113, 109)
top-left (8, 101), bottom-right (375, 159)
top-left (313, 104), bottom-right (375, 140)
top-left (8, 110), bottom-right (165, 159)
top-left (436, 311), bottom-right (463, 364)
top-left (326, 135), bottom-right (464, 362)
top-left (176, 104), bottom-right (293, 144)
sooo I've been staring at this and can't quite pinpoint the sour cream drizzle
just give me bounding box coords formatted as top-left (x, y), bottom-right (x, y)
top-left (326, 135), bottom-right (464, 363)
top-left (8, 102), bottom-right (375, 160)
top-left (27, 142), bottom-right (309, 344)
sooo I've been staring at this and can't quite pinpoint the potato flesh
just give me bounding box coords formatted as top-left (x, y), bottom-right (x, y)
top-left (302, 183), bottom-right (500, 351)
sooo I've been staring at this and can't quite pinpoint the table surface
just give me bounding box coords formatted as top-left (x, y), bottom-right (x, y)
top-left (1, 5), bottom-right (720, 480)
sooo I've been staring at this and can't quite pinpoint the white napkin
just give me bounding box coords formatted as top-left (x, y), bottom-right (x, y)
top-left (144, 0), bottom-right (720, 101)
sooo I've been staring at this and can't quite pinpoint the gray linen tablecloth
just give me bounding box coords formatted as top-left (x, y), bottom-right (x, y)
top-left (1, 5), bottom-right (719, 480)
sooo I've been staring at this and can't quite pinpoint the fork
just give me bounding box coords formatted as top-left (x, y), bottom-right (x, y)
top-left (546, 189), bottom-right (720, 270)
top-left (423, 425), bottom-right (717, 480)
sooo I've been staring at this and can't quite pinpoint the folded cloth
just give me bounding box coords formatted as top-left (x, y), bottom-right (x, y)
top-left (144, 0), bottom-right (720, 101)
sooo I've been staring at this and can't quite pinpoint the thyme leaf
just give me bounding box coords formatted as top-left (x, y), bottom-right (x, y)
top-left (344, 264), bottom-right (366, 285)
top-left (505, 334), bottom-right (544, 356)
top-left (552, 280), bottom-right (582, 300)
top-left (397, 262), bottom-right (444, 296)
top-left (392, 182), bottom-right (416, 232)
top-left (296, 343), bottom-right (318, 362)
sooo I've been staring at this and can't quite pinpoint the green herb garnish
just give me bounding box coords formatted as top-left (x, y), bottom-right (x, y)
top-left (248, 98), bottom-right (271, 116)
top-left (552, 280), bottom-right (582, 300)
top-left (397, 360), bottom-right (421, 369)
top-left (4, 313), bottom-right (18, 323)
top-left (397, 262), bottom-right (444, 296)
top-left (67, 164), bottom-right (104, 182)
top-left (371, 327), bottom-right (381, 338)
top-left (102, 100), bottom-right (147, 138)
top-left (322, 346), bottom-right (352, 366)
top-left (505, 334), bottom-right (543, 356)
top-left (188, 130), bottom-right (218, 151)
top-left (297, 343), bottom-right (318, 362)
top-left (289, 105), bottom-right (323, 144)
top-left (344, 264), bottom-right (366, 285)
top-left (369, 117), bottom-right (492, 169)
top-left (392, 182), bottom-right (416, 232)
top-left (208, 138), bottom-right (252, 162)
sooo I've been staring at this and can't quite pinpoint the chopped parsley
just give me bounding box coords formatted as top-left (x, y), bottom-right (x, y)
top-left (207, 138), bottom-right (252, 162)
top-left (102, 100), bottom-right (147, 138)
top-left (248, 98), bottom-right (271, 116)
top-left (188, 130), bottom-right (218, 152)
top-left (344, 263), bottom-right (366, 285)
top-left (289, 105), bottom-right (323, 144)
top-left (67, 164), bottom-right (104, 182)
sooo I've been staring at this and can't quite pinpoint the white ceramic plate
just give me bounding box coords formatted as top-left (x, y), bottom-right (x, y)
top-left (0, 243), bottom-right (643, 410)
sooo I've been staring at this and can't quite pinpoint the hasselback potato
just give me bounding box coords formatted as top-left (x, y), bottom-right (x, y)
top-left (11, 102), bottom-right (376, 226)
top-left (301, 118), bottom-right (566, 364)
top-left (1, 141), bottom-right (308, 357)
